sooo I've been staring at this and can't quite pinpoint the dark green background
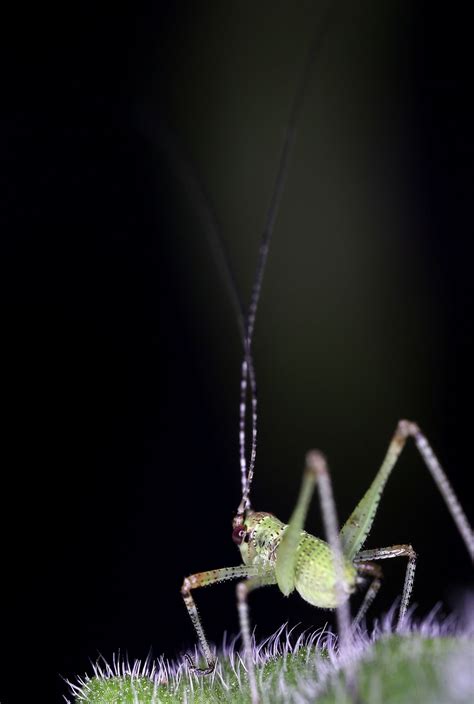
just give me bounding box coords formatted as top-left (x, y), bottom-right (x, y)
top-left (1, 2), bottom-right (473, 702)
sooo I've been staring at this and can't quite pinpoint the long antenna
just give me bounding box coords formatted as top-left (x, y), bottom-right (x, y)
top-left (138, 113), bottom-right (259, 491)
top-left (140, 2), bottom-right (339, 517)
top-left (239, 7), bottom-right (339, 515)
top-left (138, 115), bottom-right (247, 339)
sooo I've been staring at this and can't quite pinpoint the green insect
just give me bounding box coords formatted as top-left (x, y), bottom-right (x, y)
top-left (183, 425), bottom-right (473, 696)
top-left (178, 11), bottom-right (474, 704)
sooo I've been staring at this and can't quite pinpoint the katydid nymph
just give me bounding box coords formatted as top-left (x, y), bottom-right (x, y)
top-left (178, 11), bottom-right (474, 704)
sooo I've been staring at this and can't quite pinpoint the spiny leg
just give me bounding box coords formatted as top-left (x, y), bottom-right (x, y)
top-left (181, 565), bottom-right (258, 674)
top-left (306, 452), bottom-right (360, 702)
top-left (412, 425), bottom-right (473, 559)
top-left (355, 545), bottom-right (417, 630)
top-left (340, 420), bottom-right (474, 562)
top-left (275, 451), bottom-right (352, 648)
top-left (275, 451), bottom-right (357, 700)
top-left (307, 451), bottom-right (353, 649)
top-left (352, 562), bottom-right (383, 630)
top-left (236, 574), bottom-right (276, 704)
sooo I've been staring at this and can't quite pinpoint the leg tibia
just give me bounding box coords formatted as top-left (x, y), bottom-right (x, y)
top-left (353, 562), bottom-right (383, 629)
top-left (411, 426), bottom-right (474, 560)
top-left (181, 564), bottom-right (254, 674)
top-left (236, 575), bottom-right (275, 704)
top-left (355, 544), bottom-right (417, 630)
top-left (276, 451), bottom-right (353, 649)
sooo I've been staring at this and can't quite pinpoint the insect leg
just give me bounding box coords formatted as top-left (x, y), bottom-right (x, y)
top-left (181, 564), bottom-right (258, 674)
top-left (236, 573), bottom-right (277, 704)
top-left (274, 449), bottom-right (357, 704)
top-left (340, 420), bottom-right (474, 562)
top-left (276, 451), bottom-right (353, 646)
top-left (410, 425), bottom-right (473, 559)
top-left (355, 545), bottom-right (417, 630)
top-left (352, 562), bottom-right (383, 630)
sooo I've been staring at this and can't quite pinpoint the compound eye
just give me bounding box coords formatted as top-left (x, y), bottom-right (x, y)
top-left (232, 526), bottom-right (246, 545)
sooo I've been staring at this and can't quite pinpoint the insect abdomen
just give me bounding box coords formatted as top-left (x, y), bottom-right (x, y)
top-left (294, 532), bottom-right (357, 609)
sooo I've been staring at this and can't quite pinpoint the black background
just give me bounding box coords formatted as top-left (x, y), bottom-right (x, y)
top-left (1, 2), bottom-right (473, 702)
